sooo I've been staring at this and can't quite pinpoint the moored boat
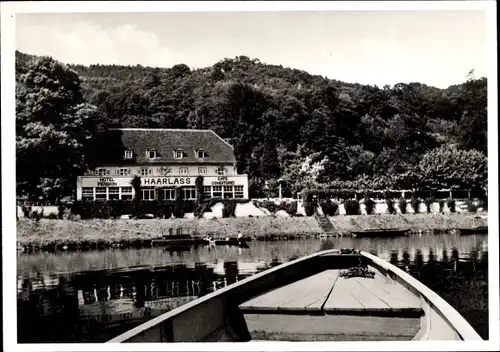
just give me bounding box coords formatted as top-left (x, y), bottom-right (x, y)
top-left (151, 234), bottom-right (209, 246)
top-left (107, 249), bottom-right (482, 343)
top-left (351, 228), bottom-right (410, 237)
top-left (458, 226), bottom-right (488, 235)
top-left (214, 238), bottom-right (248, 246)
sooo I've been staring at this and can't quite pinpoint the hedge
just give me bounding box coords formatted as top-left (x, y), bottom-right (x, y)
top-left (222, 200), bottom-right (237, 218)
top-left (438, 199), bottom-right (445, 213)
top-left (253, 200), bottom-right (278, 214)
top-left (410, 196), bottom-right (421, 214)
top-left (424, 197), bottom-right (434, 213)
top-left (279, 201), bottom-right (298, 216)
top-left (363, 198), bottom-right (376, 215)
top-left (303, 189), bottom-right (357, 201)
top-left (398, 197), bottom-right (407, 214)
top-left (301, 191), bottom-right (315, 216)
top-left (344, 199), bottom-right (360, 215)
top-left (386, 198), bottom-right (396, 215)
top-left (253, 200), bottom-right (298, 216)
top-left (319, 199), bottom-right (338, 216)
top-left (447, 197), bottom-right (456, 213)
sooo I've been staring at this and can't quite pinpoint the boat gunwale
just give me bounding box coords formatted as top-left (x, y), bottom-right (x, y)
top-left (107, 249), bottom-right (482, 343)
top-left (107, 249), bottom-right (345, 343)
top-left (361, 252), bottom-right (482, 341)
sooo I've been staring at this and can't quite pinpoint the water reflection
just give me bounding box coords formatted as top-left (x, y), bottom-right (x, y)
top-left (17, 234), bottom-right (488, 343)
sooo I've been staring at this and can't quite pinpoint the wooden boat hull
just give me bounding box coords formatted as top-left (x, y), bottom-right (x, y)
top-left (351, 228), bottom-right (409, 237)
top-left (214, 239), bottom-right (249, 247)
top-left (458, 226), bottom-right (488, 235)
top-left (108, 249), bottom-right (482, 343)
top-left (151, 238), bottom-right (209, 246)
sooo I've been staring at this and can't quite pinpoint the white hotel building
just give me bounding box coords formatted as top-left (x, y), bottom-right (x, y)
top-left (76, 128), bottom-right (249, 201)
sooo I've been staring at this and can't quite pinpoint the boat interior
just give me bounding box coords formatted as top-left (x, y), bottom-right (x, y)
top-left (108, 250), bottom-right (479, 343)
top-left (239, 265), bottom-right (424, 341)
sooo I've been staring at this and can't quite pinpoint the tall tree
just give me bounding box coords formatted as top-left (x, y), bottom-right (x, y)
top-left (456, 76), bottom-right (487, 154)
top-left (418, 146), bottom-right (487, 190)
top-left (16, 56), bottom-right (100, 202)
top-left (260, 120), bottom-right (281, 179)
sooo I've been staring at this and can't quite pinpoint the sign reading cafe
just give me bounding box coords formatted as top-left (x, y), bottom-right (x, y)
top-left (211, 176), bottom-right (235, 186)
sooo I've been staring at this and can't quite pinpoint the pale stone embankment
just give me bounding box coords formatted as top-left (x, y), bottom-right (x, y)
top-left (16, 213), bottom-right (487, 252)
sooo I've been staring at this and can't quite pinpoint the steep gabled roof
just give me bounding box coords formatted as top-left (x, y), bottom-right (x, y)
top-left (93, 128), bottom-right (236, 165)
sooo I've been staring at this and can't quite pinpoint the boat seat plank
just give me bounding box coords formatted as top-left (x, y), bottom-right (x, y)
top-left (244, 314), bottom-right (421, 341)
top-left (239, 270), bottom-right (339, 312)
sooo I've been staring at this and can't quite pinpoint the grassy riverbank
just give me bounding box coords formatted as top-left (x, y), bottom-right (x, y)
top-left (17, 213), bottom-right (487, 251)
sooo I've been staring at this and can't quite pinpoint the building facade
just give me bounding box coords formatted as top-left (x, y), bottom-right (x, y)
top-left (76, 128), bottom-right (249, 201)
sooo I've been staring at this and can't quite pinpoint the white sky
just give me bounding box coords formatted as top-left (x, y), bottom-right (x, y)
top-left (15, 10), bottom-right (488, 88)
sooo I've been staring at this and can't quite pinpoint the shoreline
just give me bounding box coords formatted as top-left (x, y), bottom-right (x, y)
top-left (17, 213), bottom-right (487, 253)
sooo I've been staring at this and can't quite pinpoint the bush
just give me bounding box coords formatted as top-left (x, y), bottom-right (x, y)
top-left (447, 197), bottom-right (456, 213)
top-left (173, 188), bottom-right (185, 219)
top-left (364, 198), bottom-right (376, 215)
top-left (195, 176), bottom-right (204, 200)
top-left (344, 199), bottom-right (360, 215)
top-left (255, 200), bottom-right (278, 214)
top-left (278, 201), bottom-right (298, 216)
top-left (97, 202), bottom-right (113, 219)
top-left (303, 202), bottom-right (315, 216)
top-left (410, 196), bottom-right (421, 214)
top-left (320, 199), bottom-right (338, 216)
top-left (193, 203), bottom-right (205, 218)
top-left (286, 201), bottom-right (298, 216)
top-left (57, 205), bottom-right (66, 219)
top-left (32, 210), bottom-right (42, 222)
top-left (424, 197), bottom-right (434, 213)
top-left (182, 200), bottom-right (196, 214)
top-left (302, 190), bottom-right (316, 216)
top-left (46, 213), bottom-right (58, 219)
top-left (386, 198), bottom-right (396, 215)
top-left (438, 199), bottom-right (445, 213)
top-left (465, 200), bottom-right (478, 213)
top-left (21, 205), bottom-right (32, 218)
top-left (222, 200), bottom-right (237, 218)
top-left (477, 197), bottom-right (488, 211)
top-left (398, 197), bottom-right (407, 214)
top-left (155, 202), bottom-right (173, 219)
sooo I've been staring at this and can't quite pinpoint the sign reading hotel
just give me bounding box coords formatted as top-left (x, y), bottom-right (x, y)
top-left (96, 177), bottom-right (118, 187)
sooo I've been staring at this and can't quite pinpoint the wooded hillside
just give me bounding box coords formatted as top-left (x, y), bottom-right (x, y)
top-left (15, 51), bottom-right (487, 201)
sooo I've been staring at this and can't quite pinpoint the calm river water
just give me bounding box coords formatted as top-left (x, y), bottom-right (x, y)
top-left (17, 234), bottom-right (489, 343)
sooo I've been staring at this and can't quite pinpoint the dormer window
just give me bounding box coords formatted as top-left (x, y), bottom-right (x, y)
top-left (197, 149), bottom-right (207, 159)
top-left (174, 149), bottom-right (183, 159)
top-left (97, 168), bottom-right (110, 176)
top-left (148, 149), bottom-right (157, 159)
top-left (124, 150), bottom-right (133, 159)
top-left (216, 167), bottom-right (226, 175)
